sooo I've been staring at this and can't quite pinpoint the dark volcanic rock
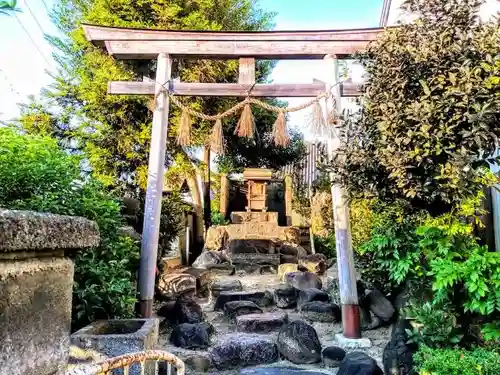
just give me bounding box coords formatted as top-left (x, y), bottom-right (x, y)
top-left (297, 288), bottom-right (330, 307)
top-left (280, 254), bottom-right (298, 264)
top-left (274, 287), bottom-right (298, 309)
top-left (209, 333), bottom-right (278, 369)
top-left (170, 322), bottom-right (213, 349)
top-left (206, 263), bottom-right (235, 276)
top-left (360, 306), bottom-right (382, 331)
top-left (285, 271), bottom-right (322, 291)
top-left (337, 352), bottom-right (383, 375)
top-left (298, 254), bottom-right (327, 275)
top-left (211, 280), bottom-right (243, 296)
top-left (192, 250), bottom-right (228, 268)
top-left (322, 346), bottom-right (346, 368)
top-left (277, 320), bottom-right (322, 364)
top-left (214, 291), bottom-right (274, 310)
top-left (172, 298), bottom-right (203, 324)
top-left (240, 367), bottom-right (330, 375)
top-left (227, 239), bottom-right (276, 254)
top-left (224, 301), bottom-right (263, 320)
top-left (299, 302), bottom-right (341, 323)
top-left (364, 289), bottom-right (396, 322)
top-left (236, 312), bottom-right (288, 333)
top-left (383, 320), bottom-right (417, 375)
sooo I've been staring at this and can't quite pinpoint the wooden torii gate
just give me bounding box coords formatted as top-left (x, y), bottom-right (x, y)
top-left (83, 24), bottom-right (383, 338)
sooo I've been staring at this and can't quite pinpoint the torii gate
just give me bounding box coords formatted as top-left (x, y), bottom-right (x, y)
top-left (83, 24), bottom-right (383, 339)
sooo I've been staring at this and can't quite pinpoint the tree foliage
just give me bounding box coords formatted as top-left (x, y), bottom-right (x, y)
top-left (330, 0), bottom-right (500, 213)
top-left (0, 127), bottom-right (139, 329)
top-left (21, 0), bottom-right (305, 194)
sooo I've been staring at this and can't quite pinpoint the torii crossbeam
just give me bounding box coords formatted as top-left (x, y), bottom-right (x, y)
top-left (83, 23), bottom-right (384, 339)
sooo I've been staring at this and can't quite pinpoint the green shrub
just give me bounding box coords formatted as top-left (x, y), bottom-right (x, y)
top-left (404, 302), bottom-right (463, 347)
top-left (0, 127), bottom-right (139, 329)
top-left (414, 346), bottom-right (500, 375)
top-left (211, 210), bottom-right (229, 226)
top-left (314, 233), bottom-right (336, 259)
top-left (358, 200), bottom-right (425, 293)
top-left (330, 0), bottom-right (500, 213)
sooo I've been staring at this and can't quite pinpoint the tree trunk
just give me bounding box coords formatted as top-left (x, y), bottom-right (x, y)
top-left (186, 175), bottom-right (204, 243)
top-left (203, 145), bottom-right (212, 230)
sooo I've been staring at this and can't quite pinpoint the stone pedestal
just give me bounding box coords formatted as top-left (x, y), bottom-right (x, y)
top-left (71, 319), bottom-right (159, 375)
top-left (0, 209), bottom-right (100, 375)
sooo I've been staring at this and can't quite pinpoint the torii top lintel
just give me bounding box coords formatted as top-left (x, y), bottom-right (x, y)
top-left (82, 24), bottom-right (384, 60)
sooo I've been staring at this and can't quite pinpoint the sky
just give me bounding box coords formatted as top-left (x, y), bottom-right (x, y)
top-left (0, 0), bottom-right (384, 124)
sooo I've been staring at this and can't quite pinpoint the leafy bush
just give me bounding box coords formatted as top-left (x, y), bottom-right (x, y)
top-left (0, 127), bottom-right (139, 329)
top-left (404, 302), bottom-right (463, 347)
top-left (314, 233), bottom-right (337, 259)
top-left (211, 210), bottom-right (229, 226)
top-left (358, 200), bottom-right (425, 293)
top-left (414, 346), bottom-right (500, 375)
top-left (330, 0), bottom-right (500, 213)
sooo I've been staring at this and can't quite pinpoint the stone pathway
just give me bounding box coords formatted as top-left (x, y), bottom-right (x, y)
top-left (156, 272), bottom-right (390, 375)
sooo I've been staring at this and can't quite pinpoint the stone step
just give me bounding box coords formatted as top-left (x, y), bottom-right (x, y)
top-left (209, 333), bottom-right (278, 370)
top-left (236, 312), bottom-right (288, 333)
top-left (239, 367), bottom-right (332, 375)
top-left (224, 301), bottom-right (263, 320)
top-left (214, 291), bottom-right (274, 310)
top-left (211, 279), bottom-right (243, 296)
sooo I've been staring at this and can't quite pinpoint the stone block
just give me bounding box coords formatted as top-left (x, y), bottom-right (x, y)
top-left (71, 319), bottom-right (159, 375)
top-left (334, 333), bottom-right (372, 349)
top-left (0, 209), bottom-right (100, 375)
top-left (0, 258), bottom-right (74, 375)
top-left (0, 209), bottom-right (99, 252)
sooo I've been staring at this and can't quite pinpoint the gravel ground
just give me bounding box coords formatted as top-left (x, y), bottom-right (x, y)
top-left (157, 272), bottom-right (390, 375)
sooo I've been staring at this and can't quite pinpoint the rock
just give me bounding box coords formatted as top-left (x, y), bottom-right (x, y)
top-left (172, 298), bottom-right (203, 324)
top-left (157, 301), bottom-right (176, 320)
top-left (280, 254), bottom-right (298, 264)
top-left (181, 267), bottom-right (213, 294)
top-left (285, 271), bottom-right (322, 291)
top-left (193, 250), bottom-right (229, 269)
top-left (364, 289), bottom-right (395, 322)
top-left (273, 287), bottom-right (298, 309)
top-left (211, 280), bottom-right (243, 296)
top-left (209, 333), bottom-right (278, 369)
top-left (297, 288), bottom-right (330, 307)
top-left (170, 322), bottom-right (213, 349)
top-left (157, 273), bottom-right (196, 300)
top-left (280, 243), bottom-right (308, 258)
top-left (322, 346), bottom-right (346, 368)
top-left (193, 250), bottom-right (227, 269)
top-left (337, 352), bottom-right (383, 375)
top-left (360, 306), bottom-right (382, 331)
top-left (117, 226), bottom-right (141, 240)
top-left (383, 320), bottom-right (416, 375)
top-left (227, 239), bottom-right (276, 254)
top-left (181, 354), bottom-right (212, 373)
top-left (214, 291), bottom-right (274, 311)
top-left (205, 226), bottom-right (229, 251)
top-left (299, 302), bottom-right (341, 323)
top-left (224, 301), bottom-right (263, 320)
top-left (277, 320), bottom-right (322, 364)
top-left (230, 253), bottom-right (280, 274)
top-left (206, 263), bottom-right (235, 276)
top-left (298, 254), bottom-right (327, 275)
top-left (278, 263), bottom-right (298, 282)
top-left (284, 227), bottom-right (301, 244)
top-left (240, 368), bottom-right (330, 375)
top-left (236, 312), bottom-right (288, 333)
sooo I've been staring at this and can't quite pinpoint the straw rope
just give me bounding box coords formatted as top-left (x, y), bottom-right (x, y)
top-left (166, 91), bottom-right (330, 120)
top-left (151, 80), bottom-right (340, 149)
